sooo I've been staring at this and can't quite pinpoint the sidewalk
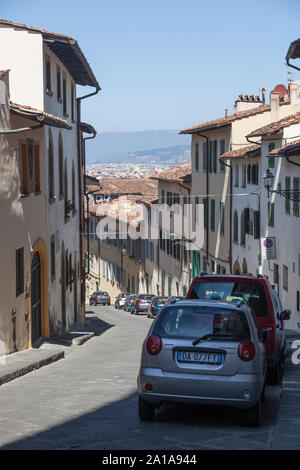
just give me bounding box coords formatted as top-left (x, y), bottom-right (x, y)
top-left (0, 312), bottom-right (110, 387)
top-left (270, 329), bottom-right (300, 449)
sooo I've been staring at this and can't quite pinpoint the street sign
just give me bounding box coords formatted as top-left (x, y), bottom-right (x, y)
top-left (261, 237), bottom-right (276, 260)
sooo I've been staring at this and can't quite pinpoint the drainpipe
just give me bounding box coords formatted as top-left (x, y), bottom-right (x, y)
top-left (219, 159), bottom-right (232, 273)
top-left (196, 133), bottom-right (209, 268)
top-left (76, 86), bottom-right (100, 316)
top-left (0, 123), bottom-right (44, 134)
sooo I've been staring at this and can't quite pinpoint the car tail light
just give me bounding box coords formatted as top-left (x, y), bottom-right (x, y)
top-left (137, 299), bottom-right (143, 303)
top-left (146, 335), bottom-right (162, 356)
top-left (152, 303), bottom-right (155, 308)
top-left (238, 341), bottom-right (255, 361)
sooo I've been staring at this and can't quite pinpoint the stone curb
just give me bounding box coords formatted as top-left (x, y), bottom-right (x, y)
top-left (0, 351), bottom-right (64, 387)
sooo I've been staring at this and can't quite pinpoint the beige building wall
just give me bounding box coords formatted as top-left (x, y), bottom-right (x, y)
top-left (0, 73), bottom-right (48, 354)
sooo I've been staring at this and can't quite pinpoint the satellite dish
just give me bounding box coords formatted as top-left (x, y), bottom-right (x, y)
top-left (273, 84), bottom-right (287, 99)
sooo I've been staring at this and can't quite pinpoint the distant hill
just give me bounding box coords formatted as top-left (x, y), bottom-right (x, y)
top-left (85, 130), bottom-right (191, 164)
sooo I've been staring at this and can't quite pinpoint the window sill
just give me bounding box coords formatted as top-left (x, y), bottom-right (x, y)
top-left (46, 89), bottom-right (53, 97)
top-left (49, 197), bottom-right (56, 205)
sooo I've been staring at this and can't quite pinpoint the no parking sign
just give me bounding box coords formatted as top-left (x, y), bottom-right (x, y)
top-left (261, 237), bottom-right (276, 260)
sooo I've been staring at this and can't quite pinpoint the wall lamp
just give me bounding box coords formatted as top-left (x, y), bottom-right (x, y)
top-left (262, 169), bottom-right (300, 200)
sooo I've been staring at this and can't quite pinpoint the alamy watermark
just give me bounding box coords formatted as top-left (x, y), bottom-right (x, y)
top-left (93, 196), bottom-right (205, 251)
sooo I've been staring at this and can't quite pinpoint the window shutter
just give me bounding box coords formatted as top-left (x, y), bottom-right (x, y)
top-left (285, 177), bottom-right (290, 214)
top-left (213, 140), bottom-right (217, 173)
top-left (244, 208), bottom-right (250, 233)
top-left (247, 165), bottom-right (251, 184)
top-left (202, 142), bottom-right (207, 171)
top-left (293, 177), bottom-right (300, 217)
top-left (254, 210), bottom-right (260, 239)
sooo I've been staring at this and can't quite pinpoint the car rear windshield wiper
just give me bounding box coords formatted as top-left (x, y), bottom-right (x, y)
top-left (192, 333), bottom-right (233, 346)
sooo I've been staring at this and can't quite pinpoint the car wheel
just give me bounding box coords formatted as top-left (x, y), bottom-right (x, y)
top-left (138, 396), bottom-right (155, 421)
top-left (267, 362), bottom-right (281, 385)
top-left (239, 398), bottom-right (262, 427)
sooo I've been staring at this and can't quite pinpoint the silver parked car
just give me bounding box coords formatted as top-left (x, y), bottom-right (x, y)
top-left (137, 299), bottom-right (267, 427)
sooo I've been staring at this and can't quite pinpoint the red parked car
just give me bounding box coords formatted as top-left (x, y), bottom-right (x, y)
top-left (186, 274), bottom-right (291, 384)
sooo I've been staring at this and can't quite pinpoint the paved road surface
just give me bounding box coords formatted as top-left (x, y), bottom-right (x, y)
top-left (0, 305), bottom-right (285, 449)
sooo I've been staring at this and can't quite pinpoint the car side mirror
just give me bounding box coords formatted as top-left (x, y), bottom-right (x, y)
top-left (261, 329), bottom-right (269, 342)
top-left (279, 310), bottom-right (291, 321)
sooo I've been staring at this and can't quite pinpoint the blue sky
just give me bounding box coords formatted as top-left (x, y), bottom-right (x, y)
top-left (2, 0), bottom-right (300, 132)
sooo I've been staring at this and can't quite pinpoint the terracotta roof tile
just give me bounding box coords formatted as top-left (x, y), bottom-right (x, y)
top-left (247, 111), bottom-right (300, 137)
top-left (220, 144), bottom-right (261, 160)
top-left (180, 104), bottom-right (271, 134)
top-left (152, 163), bottom-right (192, 182)
top-left (93, 178), bottom-right (158, 196)
top-left (10, 101), bottom-right (72, 129)
top-left (268, 138), bottom-right (300, 155)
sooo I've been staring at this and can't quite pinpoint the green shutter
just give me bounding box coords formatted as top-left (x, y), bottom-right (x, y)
top-left (195, 143), bottom-right (199, 171)
top-left (192, 252), bottom-right (196, 278)
top-left (268, 202), bottom-right (274, 227)
top-left (294, 177), bottom-right (300, 217)
top-left (268, 142), bottom-right (275, 168)
top-left (220, 202), bottom-right (225, 236)
top-left (213, 140), bottom-right (217, 173)
top-left (211, 199), bottom-right (215, 232)
top-left (286, 177), bottom-right (290, 215)
top-left (203, 142), bottom-right (207, 171)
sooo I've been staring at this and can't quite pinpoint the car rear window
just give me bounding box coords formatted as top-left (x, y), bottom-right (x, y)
top-left (154, 297), bottom-right (168, 304)
top-left (189, 281), bottom-right (268, 317)
top-left (139, 295), bottom-right (153, 300)
top-left (153, 306), bottom-right (250, 341)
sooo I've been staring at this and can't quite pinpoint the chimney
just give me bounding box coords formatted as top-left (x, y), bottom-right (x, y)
top-left (288, 82), bottom-right (300, 104)
top-left (234, 93), bottom-right (263, 112)
top-left (270, 91), bottom-right (280, 121)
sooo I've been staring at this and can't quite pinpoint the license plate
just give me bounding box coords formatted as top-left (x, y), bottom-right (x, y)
top-left (177, 351), bottom-right (222, 365)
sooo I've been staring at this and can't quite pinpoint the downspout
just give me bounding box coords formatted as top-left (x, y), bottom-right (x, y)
top-left (196, 133), bottom-right (209, 268)
top-left (219, 159), bottom-right (232, 273)
top-left (0, 123), bottom-right (44, 134)
top-left (76, 86), bottom-right (100, 316)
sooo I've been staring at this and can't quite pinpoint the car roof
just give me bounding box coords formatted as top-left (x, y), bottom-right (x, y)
top-left (164, 298), bottom-right (245, 311)
top-left (192, 274), bottom-right (269, 284)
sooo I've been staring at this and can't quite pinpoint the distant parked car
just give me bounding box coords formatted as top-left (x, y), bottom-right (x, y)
top-left (132, 294), bottom-right (155, 315)
top-left (90, 291), bottom-right (111, 306)
top-left (166, 296), bottom-right (186, 304)
top-left (137, 299), bottom-right (267, 427)
top-left (147, 296), bottom-right (169, 319)
top-left (115, 293), bottom-right (129, 310)
top-left (124, 294), bottom-right (137, 312)
top-left (186, 274), bottom-right (291, 385)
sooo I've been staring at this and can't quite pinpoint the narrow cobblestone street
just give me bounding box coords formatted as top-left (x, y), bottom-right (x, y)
top-left (0, 305), bottom-right (294, 450)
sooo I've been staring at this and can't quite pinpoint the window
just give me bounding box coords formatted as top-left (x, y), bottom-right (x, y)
top-left (195, 143), bottom-right (199, 171)
top-left (57, 65), bottom-right (61, 101)
top-left (273, 264), bottom-right (279, 284)
top-left (50, 234), bottom-right (55, 282)
top-left (45, 54), bottom-right (51, 93)
top-left (71, 83), bottom-right (75, 121)
top-left (220, 202), bottom-right (225, 236)
top-left (48, 131), bottom-right (54, 201)
top-left (297, 291), bottom-right (300, 312)
top-left (220, 139), bottom-right (226, 172)
top-left (161, 190), bottom-right (165, 204)
top-left (283, 264), bottom-right (288, 291)
top-left (293, 177), bottom-right (300, 217)
top-left (34, 142), bottom-right (40, 192)
top-left (247, 164), bottom-right (259, 185)
top-left (168, 275), bottom-right (172, 296)
top-left (58, 134), bottom-right (64, 198)
top-left (211, 199), bottom-right (215, 232)
top-left (63, 73), bottom-right (67, 116)
top-left (161, 270), bottom-right (165, 295)
top-left (285, 177), bottom-right (290, 215)
top-left (203, 256), bottom-right (207, 272)
top-left (203, 198), bottom-right (207, 229)
top-left (213, 140), bottom-right (217, 173)
top-left (240, 210), bottom-right (246, 245)
top-left (202, 142), bottom-right (208, 171)
top-left (234, 163), bottom-right (239, 187)
top-left (241, 164), bottom-right (246, 188)
top-left (268, 142), bottom-right (275, 168)
top-left (233, 211), bottom-right (238, 242)
top-left (20, 141), bottom-right (29, 194)
top-left (268, 202), bottom-right (274, 227)
top-left (20, 140), bottom-right (40, 195)
top-left (16, 248), bottom-right (24, 297)
top-left (72, 161), bottom-right (76, 213)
